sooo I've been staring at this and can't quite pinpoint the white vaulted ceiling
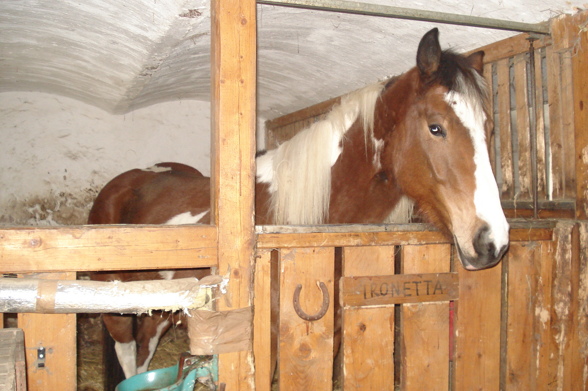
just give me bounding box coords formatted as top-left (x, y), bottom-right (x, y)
top-left (0, 0), bottom-right (585, 120)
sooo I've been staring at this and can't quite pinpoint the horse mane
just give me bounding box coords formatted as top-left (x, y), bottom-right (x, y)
top-left (262, 82), bottom-right (385, 225)
top-left (435, 50), bottom-right (491, 120)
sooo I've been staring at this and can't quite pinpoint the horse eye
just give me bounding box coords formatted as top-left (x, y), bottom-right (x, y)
top-left (429, 124), bottom-right (446, 137)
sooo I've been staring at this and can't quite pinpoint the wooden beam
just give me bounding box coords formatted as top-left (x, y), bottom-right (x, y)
top-left (551, 11), bottom-right (588, 219)
top-left (0, 225), bottom-right (217, 273)
top-left (467, 32), bottom-right (552, 63)
top-left (256, 224), bottom-right (554, 249)
top-left (211, 0), bottom-right (256, 388)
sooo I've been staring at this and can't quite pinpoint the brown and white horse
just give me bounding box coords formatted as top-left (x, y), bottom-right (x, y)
top-left (88, 28), bottom-right (509, 385)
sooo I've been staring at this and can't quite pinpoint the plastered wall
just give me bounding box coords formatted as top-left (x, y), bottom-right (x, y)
top-left (0, 92), bottom-right (211, 226)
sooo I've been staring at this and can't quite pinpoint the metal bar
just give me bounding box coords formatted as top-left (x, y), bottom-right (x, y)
top-left (257, 0), bottom-right (551, 34)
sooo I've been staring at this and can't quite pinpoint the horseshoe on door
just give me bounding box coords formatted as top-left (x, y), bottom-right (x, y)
top-left (292, 282), bottom-right (330, 321)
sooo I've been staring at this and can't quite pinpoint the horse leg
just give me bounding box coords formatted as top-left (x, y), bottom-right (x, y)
top-left (102, 313), bottom-right (137, 379)
top-left (135, 312), bottom-right (173, 374)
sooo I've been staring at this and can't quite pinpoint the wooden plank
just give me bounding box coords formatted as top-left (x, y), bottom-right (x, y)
top-left (470, 32), bottom-right (551, 64)
top-left (484, 62), bottom-right (496, 172)
top-left (257, 225), bottom-right (554, 249)
top-left (341, 246), bottom-right (395, 390)
top-left (0, 328), bottom-right (26, 391)
top-left (571, 16), bottom-right (588, 219)
top-left (559, 50), bottom-right (576, 198)
top-left (400, 244), bottom-right (451, 391)
top-left (454, 261), bottom-right (502, 390)
top-left (545, 44), bottom-right (565, 200)
top-left (265, 96), bottom-right (339, 133)
top-left (258, 229), bottom-right (447, 248)
top-left (496, 58), bottom-right (514, 199)
top-left (265, 98), bottom-right (338, 149)
top-left (503, 243), bottom-right (540, 390)
top-left (18, 272), bottom-right (76, 391)
top-left (550, 10), bottom-right (588, 218)
top-left (278, 247), bottom-right (334, 390)
top-left (0, 225), bottom-right (217, 273)
top-left (547, 221), bottom-right (577, 391)
top-left (211, 0), bottom-right (257, 388)
top-left (513, 53), bottom-right (532, 199)
top-left (567, 223), bottom-right (582, 391)
top-left (534, 239), bottom-right (556, 391)
top-left (533, 47), bottom-right (547, 200)
top-left (503, 207), bottom-right (575, 219)
top-left (575, 222), bottom-right (588, 390)
top-left (253, 250), bottom-right (273, 391)
top-left (341, 273), bottom-right (457, 306)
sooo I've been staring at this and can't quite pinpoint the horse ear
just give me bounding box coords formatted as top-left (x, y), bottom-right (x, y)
top-left (417, 28), bottom-right (442, 77)
top-left (467, 50), bottom-right (485, 74)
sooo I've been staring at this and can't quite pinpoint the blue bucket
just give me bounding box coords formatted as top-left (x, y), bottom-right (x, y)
top-left (115, 353), bottom-right (216, 391)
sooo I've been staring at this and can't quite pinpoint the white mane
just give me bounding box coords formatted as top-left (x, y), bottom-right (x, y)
top-left (257, 82), bottom-right (385, 225)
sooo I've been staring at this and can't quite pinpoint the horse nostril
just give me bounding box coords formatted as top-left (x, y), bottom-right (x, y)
top-left (473, 225), bottom-right (492, 256)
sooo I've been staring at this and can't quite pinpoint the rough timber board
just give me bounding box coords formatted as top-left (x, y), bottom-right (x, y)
top-left (454, 263), bottom-right (502, 390)
top-left (342, 246), bottom-right (396, 390)
top-left (0, 225), bottom-right (217, 272)
top-left (0, 329), bottom-right (25, 391)
top-left (399, 244), bottom-right (451, 391)
top-left (278, 247), bottom-right (334, 390)
top-left (503, 242), bottom-right (543, 390)
top-left (18, 272), bottom-right (76, 391)
top-left (210, 0), bottom-right (257, 389)
top-left (577, 222), bottom-right (588, 389)
top-left (253, 250), bottom-right (273, 391)
top-left (549, 11), bottom-right (588, 219)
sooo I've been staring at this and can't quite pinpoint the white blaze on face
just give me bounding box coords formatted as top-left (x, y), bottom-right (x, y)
top-left (444, 87), bottom-right (509, 258)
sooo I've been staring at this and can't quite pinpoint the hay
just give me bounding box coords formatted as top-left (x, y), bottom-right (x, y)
top-left (77, 314), bottom-right (211, 390)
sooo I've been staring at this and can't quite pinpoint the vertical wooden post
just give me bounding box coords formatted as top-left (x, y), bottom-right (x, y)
top-left (253, 250), bottom-right (273, 391)
top-left (342, 246), bottom-right (396, 390)
top-left (551, 11), bottom-right (588, 219)
top-left (455, 263), bottom-right (502, 390)
top-left (211, 0), bottom-right (256, 389)
top-left (17, 272), bottom-right (76, 391)
top-left (570, 14), bottom-right (588, 220)
top-left (400, 244), bottom-right (451, 391)
top-left (278, 247), bottom-right (335, 390)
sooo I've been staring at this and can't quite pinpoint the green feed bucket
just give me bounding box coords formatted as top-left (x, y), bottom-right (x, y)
top-left (115, 353), bottom-right (216, 391)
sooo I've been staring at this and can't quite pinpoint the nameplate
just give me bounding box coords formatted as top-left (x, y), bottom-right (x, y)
top-left (341, 272), bottom-right (458, 307)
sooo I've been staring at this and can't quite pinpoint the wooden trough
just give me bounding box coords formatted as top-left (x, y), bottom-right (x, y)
top-left (1, 2), bottom-right (588, 390)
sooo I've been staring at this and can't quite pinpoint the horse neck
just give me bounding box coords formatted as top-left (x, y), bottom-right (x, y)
top-left (327, 71), bottom-right (421, 224)
top-left (327, 120), bottom-right (405, 224)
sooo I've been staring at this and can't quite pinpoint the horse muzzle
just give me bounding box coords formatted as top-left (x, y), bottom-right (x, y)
top-left (455, 224), bottom-right (509, 271)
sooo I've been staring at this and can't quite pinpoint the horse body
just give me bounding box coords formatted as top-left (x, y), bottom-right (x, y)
top-left (89, 28), bottom-right (509, 384)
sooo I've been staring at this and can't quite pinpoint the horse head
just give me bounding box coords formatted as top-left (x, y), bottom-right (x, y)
top-left (378, 28), bottom-right (509, 270)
